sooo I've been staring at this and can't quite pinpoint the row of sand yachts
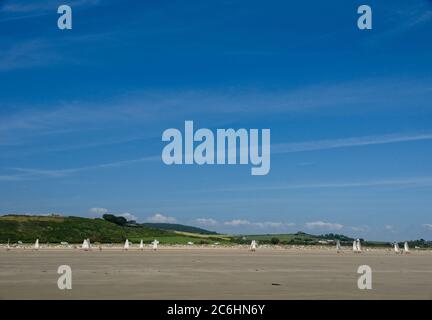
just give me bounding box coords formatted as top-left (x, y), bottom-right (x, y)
top-left (3, 238), bottom-right (414, 254)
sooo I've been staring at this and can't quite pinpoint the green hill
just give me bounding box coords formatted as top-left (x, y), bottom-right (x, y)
top-left (0, 215), bottom-right (223, 244)
top-left (4, 215), bottom-right (416, 247)
top-left (141, 223), bottom-right (217, 234)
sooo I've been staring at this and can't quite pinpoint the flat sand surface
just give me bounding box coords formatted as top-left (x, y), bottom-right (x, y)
top-left (1, 247), bottom-right (431, 299)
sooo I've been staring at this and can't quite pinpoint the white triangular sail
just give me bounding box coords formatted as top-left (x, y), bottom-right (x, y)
top-left (356, 239), bottom-right (362, 252)
top-left (139, 239), bottom-right (144, 250)
top-left (394, 242), bottom-right (400, 253)
top-left (250, 240), bottom-right (257, 251)
top-left (124, 239), bottom-right (129, 250)
top-left (336, 240), bottom-right (341, 251)
top-left (404, 241), bottom-right (410, 253)
top-left (82, 239), bottom-right (90, 250)
top-left (34, 239), bottom-right (39, 250)
top-left (152, 239), bottom-right (159, 250)
top-left (87, 239), bottom-right (91, 249)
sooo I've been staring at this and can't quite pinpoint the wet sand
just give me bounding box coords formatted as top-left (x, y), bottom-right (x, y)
top-left (1, 247), bottom-right (431, 299)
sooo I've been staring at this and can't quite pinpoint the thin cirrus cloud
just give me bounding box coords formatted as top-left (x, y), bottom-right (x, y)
top-left (1, 78), bottom-right (431, 139)
top-left (422, 224), bottom-right (432, 231)
top-left (223, 219), bottom-right (295, 228)
top-left (146, 213), bottom-right (177, 223)
top-left (0, 39), bottom-right (62, 72)
top-left (194, 218), bottom-right (218, 227)
top-left (350, 226), bottom-right (369, 232)
top-left (362, 2), bottom-right (432, 45)
top-left (305, 221), bottom-right (343, 231)
top-left (215, 177), bottom-right (432, 193)
top-left (3, 131), bottom-right (432, 182)
top-left (89, 207), bottom-right (108, 215)
top-left (0, 31), bottom-right (114, 72)
top-left (6, 154), bottom-right (159, 178)
top-left (0, 0), bottom-right (100, 14)
top-left (272, 133), bottom-right (432, 154)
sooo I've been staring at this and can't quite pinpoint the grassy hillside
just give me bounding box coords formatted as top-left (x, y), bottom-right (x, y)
top-left (141, 223), bottom-right (217, 234)
top-left (0, 215), bottom-right (225, 244)
top-left (4, 215), bottom-right (422, 247)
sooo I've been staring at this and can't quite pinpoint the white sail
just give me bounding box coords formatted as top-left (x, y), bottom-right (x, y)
top-left (356, 239), bottom-right (362, 252)
top-left (404, 241), bottom-right (410, 253)
top-left (353, 240), bottom-right (357, 252)
top-left (87, 239), bottom-right (91, 249)
top-left (152, 239), bottom-right (159, 250)
top-left (82, 239), bottom-right (89, 250)
top-left (250, 240), bottom-right (257, 251)
top-left (34, 239), bottom-right (39, 250)
top-left (139, 239), bottom-right (144, 250)
top-left (394, 242), bottom-right (400, 253)
top-left (124, 239), bottom-right (129, 250)
top-left (336, 240), bottom-right (341, 251)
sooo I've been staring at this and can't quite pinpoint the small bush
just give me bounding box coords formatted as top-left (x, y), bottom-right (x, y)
top-left (271, 237), bottom-right (280, 245)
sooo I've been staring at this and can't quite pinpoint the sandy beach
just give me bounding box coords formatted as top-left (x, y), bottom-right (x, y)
top-left (1, 246), bottom-right (431, 300)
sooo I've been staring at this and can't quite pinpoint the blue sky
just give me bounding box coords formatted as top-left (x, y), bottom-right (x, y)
top-left (0, 0), bottom-right (432, 241)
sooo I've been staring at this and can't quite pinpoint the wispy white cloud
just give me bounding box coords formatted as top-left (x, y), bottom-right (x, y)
top-left (363, 3), bottom-right (432, 45)
top-left (0, 173), bottom-right (30, 182)
top-left (224, 219), bottom-right (251, 226)
top-left (216, 177), bottom-right (432, 192)
top-left (305, 221), bottom-right (343, 231)
top-left (254, 221), bottom-right (295, 228)
top-left (273, 133), bottom-right (432, 154)
top-left (2, 77), bottom-right (432, 145)
top-left (194, 218), bottom-right (218, 226)
top-left (350, 225), bottom-right (369, 232)
top-left (146, 213), bottom-right (177, 223)
top-left (422, 224), bottom-right (432, 231)
top-left (89, 207), bottom-right (108, 215)
top-left (384, 225), bottom-right (396, 233)
top-left (119, 212), bottom-right (138, 222)
top-left (1, 0), bottom-right (100, 14)
top-left (0, 39), bottom-right (63, 71)
top-left (5, 128), bottom-right (432, 182)
top-left (6, 154), bottom-right (158, 180)
top-left (0, 12), bottom-right (52, 24)
top-left (224, 219), bottom-right (295, 229)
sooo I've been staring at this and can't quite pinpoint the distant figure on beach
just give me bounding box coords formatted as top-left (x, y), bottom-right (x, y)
top-left (124, 239), bottom-right (130, 251)
top-left (152, 239), bottom-right (159, 251)
top-left (139, 239), bottom-right (144, 251)
top-left (250, 240), bottom-right (257, 252)
top-left (34, 239), bottom-right (39, 251)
